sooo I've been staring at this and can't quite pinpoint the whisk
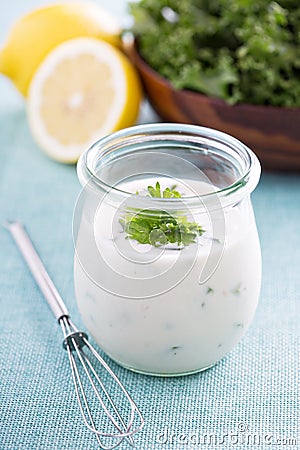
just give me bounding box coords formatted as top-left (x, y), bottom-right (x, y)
top-left (5, 221), bottom-right (144, 450)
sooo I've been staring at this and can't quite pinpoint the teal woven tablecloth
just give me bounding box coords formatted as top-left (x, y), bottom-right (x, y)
top-left (1, 2), bottom-right (299, 449)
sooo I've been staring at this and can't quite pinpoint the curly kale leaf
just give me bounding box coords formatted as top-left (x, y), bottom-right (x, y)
top-left (129, 0), bottom-right (300, 107)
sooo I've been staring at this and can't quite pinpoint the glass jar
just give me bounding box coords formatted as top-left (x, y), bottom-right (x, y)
top-left (74, 123), bottom-right (261, 376)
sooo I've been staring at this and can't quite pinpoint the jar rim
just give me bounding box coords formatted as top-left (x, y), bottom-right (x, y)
top-left (77, 123), bottom-right (261, 209)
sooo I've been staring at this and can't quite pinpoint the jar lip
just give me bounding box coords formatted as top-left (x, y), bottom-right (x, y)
top-left (78, 123), bottom-right (261, 208)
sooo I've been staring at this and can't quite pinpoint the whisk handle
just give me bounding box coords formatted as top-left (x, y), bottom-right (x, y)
top-left (5, 221), bottom-right (69, 321)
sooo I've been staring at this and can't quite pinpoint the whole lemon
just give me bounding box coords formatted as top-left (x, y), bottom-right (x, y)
top-left (0, 2), bottom-right (121, 96)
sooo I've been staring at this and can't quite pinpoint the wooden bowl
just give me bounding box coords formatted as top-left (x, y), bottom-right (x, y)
top-left (128, 41), bottom-right (300, 171)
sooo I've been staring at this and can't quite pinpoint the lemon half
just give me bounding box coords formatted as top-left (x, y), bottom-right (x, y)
top-left (27, 38), bottom-right (142, 163)
top-left (0, 2), bottom-right (121, 96)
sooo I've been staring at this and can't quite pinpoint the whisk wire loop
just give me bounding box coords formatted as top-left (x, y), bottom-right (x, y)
top-left (84, 339), bottom-right (144, 436)
top-left (78, 346), bottom-right (135, 445)
top-left (60, 316), bottom-right (144, 449)
top-left (65, 341), bottom-right (108, 449)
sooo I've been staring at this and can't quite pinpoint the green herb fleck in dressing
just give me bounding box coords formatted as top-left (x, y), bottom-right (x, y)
top-left (231, 283), bottom-right (242, 295)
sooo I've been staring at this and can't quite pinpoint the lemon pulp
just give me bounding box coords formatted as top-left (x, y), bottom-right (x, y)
top-left (27, 38), bottom-right (142, 163)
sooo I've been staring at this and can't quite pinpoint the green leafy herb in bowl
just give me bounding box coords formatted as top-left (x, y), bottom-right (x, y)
top-left (129, 0), bottom-right (300, 107)
top-left (125, 0), bottom-right (300, 170)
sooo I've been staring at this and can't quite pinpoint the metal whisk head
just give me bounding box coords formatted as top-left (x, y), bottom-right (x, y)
top-left (5, 221), bottom-right (144, 450)
top-left (60, 316), bottom-right (144, 449)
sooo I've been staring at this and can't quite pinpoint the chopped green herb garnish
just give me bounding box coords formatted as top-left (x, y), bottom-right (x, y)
top-left (120, 182), bottom-right (204, 247)
top-left (207, 287), bottom-right (214, 294)
top-left (147, 181), bottom-right (181, 198)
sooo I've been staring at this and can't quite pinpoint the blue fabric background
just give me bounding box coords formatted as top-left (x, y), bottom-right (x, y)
top-left (0, 2), bottom-right (299, 449)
